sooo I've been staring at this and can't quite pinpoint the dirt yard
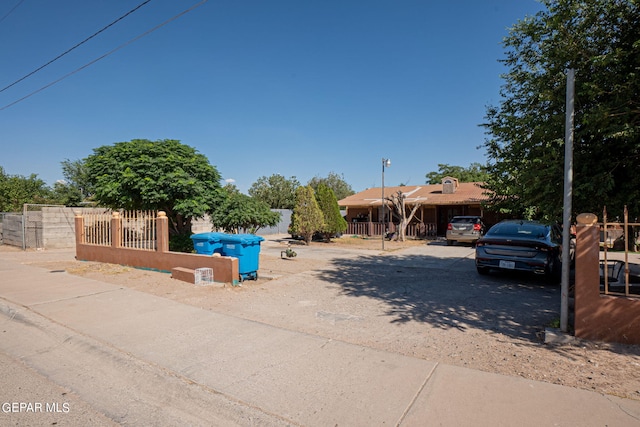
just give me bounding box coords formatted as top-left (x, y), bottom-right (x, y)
top-left (10, 237), bottom-right (640, 401)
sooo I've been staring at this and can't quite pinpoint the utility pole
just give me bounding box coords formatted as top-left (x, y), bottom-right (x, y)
top-left (561, 69), bottom-right (575, 333)
top-left (381, 158), bottom-right (391, 250)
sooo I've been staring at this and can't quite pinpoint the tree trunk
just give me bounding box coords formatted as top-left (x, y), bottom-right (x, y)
top-left (388, 191), bottom-right (423, 242)
top-left (166, 210), bottom-right (193, 237)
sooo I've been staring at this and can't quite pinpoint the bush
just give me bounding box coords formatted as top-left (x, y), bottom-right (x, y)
top-left (169, 233), bottom-right (194, 253)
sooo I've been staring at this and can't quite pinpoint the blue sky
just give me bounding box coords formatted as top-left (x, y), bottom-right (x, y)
top-left (0, 0), bottom-right (544, 194)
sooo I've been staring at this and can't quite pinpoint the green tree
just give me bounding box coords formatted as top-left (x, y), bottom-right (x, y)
top-left (292, 186), bottom-right (324, 245)
top-left (315, 184), bottom-right (347, 242)
top-left (248, 174), bottom-right (300, 209)
top-left (51, 181), bottom-right (83, 206)
top-left (482, 0), bottom-right (640, 220)
top-left (210, 189), bottom-right (281, 234)
top-left (425, 163), bottom-right (489, 185)
top-left (0, 166), bottom-right (53, 212)
top-left (60, 158), bottom-right (94, 200)
top-left (84, 139), bottom-right (223, 236)
top-left (308, 172), bottom-right (355, 201)
top-left (45, 159), bottom-right (92, 206)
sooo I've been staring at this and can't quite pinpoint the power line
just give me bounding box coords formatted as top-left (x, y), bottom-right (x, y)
top-left (0, 0), bottom-right (153, 94)
top-left (0, 0), bottom-right (208, 111)
top-left (0, 0), bottom-right (25, 25)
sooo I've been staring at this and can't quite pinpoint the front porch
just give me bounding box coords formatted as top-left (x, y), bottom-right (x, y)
top-left (345, 221), bottom-right (437, 239)
top-left (338, 181), bottom-right (498, 239)
top-left (343, 203), bottom-right (491, 239)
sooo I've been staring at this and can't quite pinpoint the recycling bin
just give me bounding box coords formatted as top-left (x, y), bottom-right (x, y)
top-left (190, 232), bottom-right (224, 255)
top-left (218, 234), bottom-right (265, 281)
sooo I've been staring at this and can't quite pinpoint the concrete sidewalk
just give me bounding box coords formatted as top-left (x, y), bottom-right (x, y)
top-left (1, 254), bottom-right (640, 426)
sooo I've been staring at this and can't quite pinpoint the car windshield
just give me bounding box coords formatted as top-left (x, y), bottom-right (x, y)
top-left (452, 217), bottom-right (479, 224)
top-left (488, 222), bottom-right (548, 239)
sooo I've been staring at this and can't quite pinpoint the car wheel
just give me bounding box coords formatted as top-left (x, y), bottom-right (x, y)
top-left (476, 266), bottom-right (489, 275)
top-left (447, 240), bottom-right (454, 246)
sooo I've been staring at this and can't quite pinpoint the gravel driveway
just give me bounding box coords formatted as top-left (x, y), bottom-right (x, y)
top-left (259, 241), bottom-right (560, 342)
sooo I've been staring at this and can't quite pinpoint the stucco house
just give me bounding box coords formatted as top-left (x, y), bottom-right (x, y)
top-left (338, 177), bottom-right (500, 238)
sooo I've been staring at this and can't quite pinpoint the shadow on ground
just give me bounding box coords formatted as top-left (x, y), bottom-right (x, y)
top-left (318, 253), bottom-right (560, 342)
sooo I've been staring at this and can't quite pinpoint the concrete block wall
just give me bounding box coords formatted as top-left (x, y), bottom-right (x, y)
top-left (192, 216), bottom-right (213, 234)
top-left (25, 211), bottom-right (43, 249)
top-left (41, 207), bottom-right (75, 248)
top-left (2, 214), bottom-right (24, 247)
top-left (2, 208), bottom-right (292, 249)
top-left (41, 207), bottom-right (109, 249)
top-left (1, 207), bottom-right (111, 249)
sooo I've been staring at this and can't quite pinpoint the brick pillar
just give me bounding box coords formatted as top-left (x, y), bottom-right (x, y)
top-left (111, 212), bottom-right (122, 248)
top-left (74, 211), bottom-right (84, 246)
top-left (574, 213), bottom-right (600, 338)
top-left (156, 211), bottom-right (169, 253)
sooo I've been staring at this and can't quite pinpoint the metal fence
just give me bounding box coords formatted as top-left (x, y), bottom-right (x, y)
top-left (120, 210), bottom-right (157, 250)
top-left (82, 210), bottom-right (157, 251)
top-left (600, 206), bottom-right (640, 298)
top-left (83, 211), bottom-right (112, 246)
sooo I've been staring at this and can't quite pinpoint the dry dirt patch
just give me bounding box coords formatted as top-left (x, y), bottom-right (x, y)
top-left (15, 237), bottom-right (640, 401)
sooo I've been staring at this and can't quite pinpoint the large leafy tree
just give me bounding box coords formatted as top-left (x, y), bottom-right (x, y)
top-left (315, 184), bottom-right (347, 242)
top-left (0, 166), bottom-right (53, 212)
top-left (248, 174), bottom-right (300, 209)
top-left (425, 163), bottom-right (489, 185)
top-left (308, 172), bottom-right (355, 201)
top-left (84, 139), bottom-right (223, 236)
top-left (482, 0), bottom-right (640, 220)
top-left (210, 184), bottom-right (281, 233)
top-left (291, 185), bottom-right (324, 245)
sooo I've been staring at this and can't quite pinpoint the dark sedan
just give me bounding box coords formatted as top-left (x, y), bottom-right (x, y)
top-left (475, 220), bottom-right (563, 280)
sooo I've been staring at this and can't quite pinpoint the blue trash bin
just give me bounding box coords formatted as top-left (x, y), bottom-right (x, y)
top-left (190, 232), bottom-right (223, 255)
top-left (218, 234), bottom-right (265, 281)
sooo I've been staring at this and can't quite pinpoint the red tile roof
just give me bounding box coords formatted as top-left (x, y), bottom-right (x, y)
top-left (338, 182), bottom-right (491, 207)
